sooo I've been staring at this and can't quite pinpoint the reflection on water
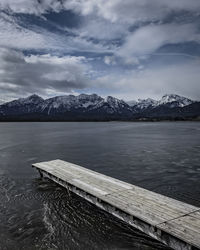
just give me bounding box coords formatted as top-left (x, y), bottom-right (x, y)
top-left (0, 121), bottom-right (199, 249)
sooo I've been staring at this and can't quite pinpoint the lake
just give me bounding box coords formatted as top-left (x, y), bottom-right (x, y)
top-left (0, 122), bottom-right (199, 250)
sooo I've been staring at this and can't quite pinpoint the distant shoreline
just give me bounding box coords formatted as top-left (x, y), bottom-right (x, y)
top-left (0, 118), bottom-right (199, 122)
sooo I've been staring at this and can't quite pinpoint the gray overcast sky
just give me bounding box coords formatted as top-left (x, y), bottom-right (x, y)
top-left (0, 0), bottom-right (200, 101)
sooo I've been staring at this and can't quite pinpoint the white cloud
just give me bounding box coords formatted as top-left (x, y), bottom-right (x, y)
top-left (0, 12), bottom-right (47, 50)
top-left (77, 17), bottom-right (127, 41)
top-left (104, 56), bottom-right (116, 65)
top-left (95, 60), bottom-right (200, 100)
top-left (1, 1), bottom-right (200, 55)
top-left (1, 0), bottom-right (200, 22)
top-left (117, 23), bottom-right (200, 63)
top-left (63, 0), bottom-right (200, 24)
top-left (0, 12), bottom-right (112, 53)
top-left (0, 0), bottom-right (62, 15)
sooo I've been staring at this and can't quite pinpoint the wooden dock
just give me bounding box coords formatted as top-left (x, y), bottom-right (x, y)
top-left (32, 160), bottom-right (200, 250)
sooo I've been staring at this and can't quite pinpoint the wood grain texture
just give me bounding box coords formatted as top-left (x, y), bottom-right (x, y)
top-left (33, 159), bottom-right (200, 249)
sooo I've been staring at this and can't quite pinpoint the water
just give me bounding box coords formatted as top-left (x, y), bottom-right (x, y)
top-left (0, 122), bottom-right (199, 250)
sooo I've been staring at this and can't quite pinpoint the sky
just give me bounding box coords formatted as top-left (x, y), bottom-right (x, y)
top-left (0, 0), bottom-right (200, 102)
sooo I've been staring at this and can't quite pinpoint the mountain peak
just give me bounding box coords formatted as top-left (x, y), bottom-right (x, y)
top-left (161, 93), bottom-right (180, 100)
top-left (162, 93), bottom-right (179, 97)
top-left (106, 96), bottom-right (130, 112)
top-left (77, 93), bottom-right (102, 101)
top-left (0, 93), bottom-right (199, 121)
top-left (159, 94), bottom-right (193, 107)
top-left (23, 94), bottom-right (44, 104)
top-left (106, 95), bottom-right (116, 101)
top-left (131, 98), bottom-right (157, 109)
top-left (106, 96), bottom-right (124, 105)
top-left (27, 94), bottom-right (44, 100)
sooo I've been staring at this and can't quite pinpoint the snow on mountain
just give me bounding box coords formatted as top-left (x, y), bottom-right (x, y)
top-left (127, 98), bottom-right (157, 111)
top-left (136, 98), bottom-right (157, 109)
top-left (100, 96), bottom-right (131, 114)
top-left (0, 93), bottom-right (197, 121)
top-left (2, 93), bottom-right (194, 112)
top-left (39, 94), bottom-right (105, 114)
top-left (23, 94), bottom-right (44, 104)
top-left (106, 96), bottom-right (129, 109)
top-left (37, 94), bottom-right (132, 115)
top-left (128, 94), bottom-right (194, 110)
top-left (6, 94), bottom-right (44, 107)
top-left (127, 100), bottom-right (137, 106)
top-left (77, 94), bottom-right (104, 109)
top-left (158, 94), bottom-right (194, 108)
top-left (41, 95), bottom-right (78, 111)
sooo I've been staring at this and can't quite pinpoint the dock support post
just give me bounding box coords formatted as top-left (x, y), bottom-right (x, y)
top-left (38, 169), bottom-right (43, 179)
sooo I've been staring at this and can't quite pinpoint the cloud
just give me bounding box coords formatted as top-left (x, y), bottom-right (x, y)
top-left (0, 48), bottom-right (91, 100)
top-left (1, 1), bottom-right (200, 55)
top-left (77, 16), bottom-right (127, 41)
top-left (0, 12), bottom-right (49, 50)
top-left (104, 56), bottom-right (116, 65)
top-left (117, 23), bottom-right (200, 63)
top-left (0, 0), bottom-right (62, 15)
top-left (1, 0), bottom-right (200, 22)
top-left (0, 49), bottom-right (200, 102)
top-left (63, 0), bottom-right (200, 24)
top-left (0, 0), bottom-right (200, 102)
top-left (95, 59), bottom-right (200, 100)
top-left (0, 12), bottom-right (112, 53)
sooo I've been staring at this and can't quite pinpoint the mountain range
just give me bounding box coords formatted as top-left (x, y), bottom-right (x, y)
top-left (0, 93), bottom-right (199, 121)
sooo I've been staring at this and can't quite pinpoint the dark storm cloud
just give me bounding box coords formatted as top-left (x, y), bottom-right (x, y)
top-left (0, 48), bottom-right (91, 99)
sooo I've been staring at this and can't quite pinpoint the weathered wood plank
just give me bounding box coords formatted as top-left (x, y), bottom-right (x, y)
top-left (158, 211), bottom-right (200, 248)
top-left (101, 190), bottom-right (196, 225)
top-left (32, 160), bottom-right (200, 250)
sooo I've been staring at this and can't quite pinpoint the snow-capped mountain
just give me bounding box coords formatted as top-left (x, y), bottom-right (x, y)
top-left (0, 94), bottom-right (44, 116)
top-left (37, 94), bottom-right (131, 115)
top-left (6, 94), bottom-right (44, 107)
top-left (0, 93), bottom-right (133, 120)
top-left (105, 96), bottom-right (131, 113)
top-left (0, 93), bottom-right (199, 121)
top-left (128, 94), bottom-right (194, 110)
top-left (39, 94), bottom-right (104, 114)
top-left (135, 98), bottom-right (157, 109)
top-left (157, 94), bottom-right (194, 108)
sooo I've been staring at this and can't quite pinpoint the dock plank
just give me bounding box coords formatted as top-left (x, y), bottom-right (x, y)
top-left (33, 160), bottom-right (200, 250)
top-left (101, 190), bottom-right (196, 225)
top-left (158, 211), bottom-right (200, 248)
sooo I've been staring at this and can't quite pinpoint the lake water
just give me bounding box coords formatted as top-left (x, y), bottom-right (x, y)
top-left (0, 122), bottom-right (199, 250)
